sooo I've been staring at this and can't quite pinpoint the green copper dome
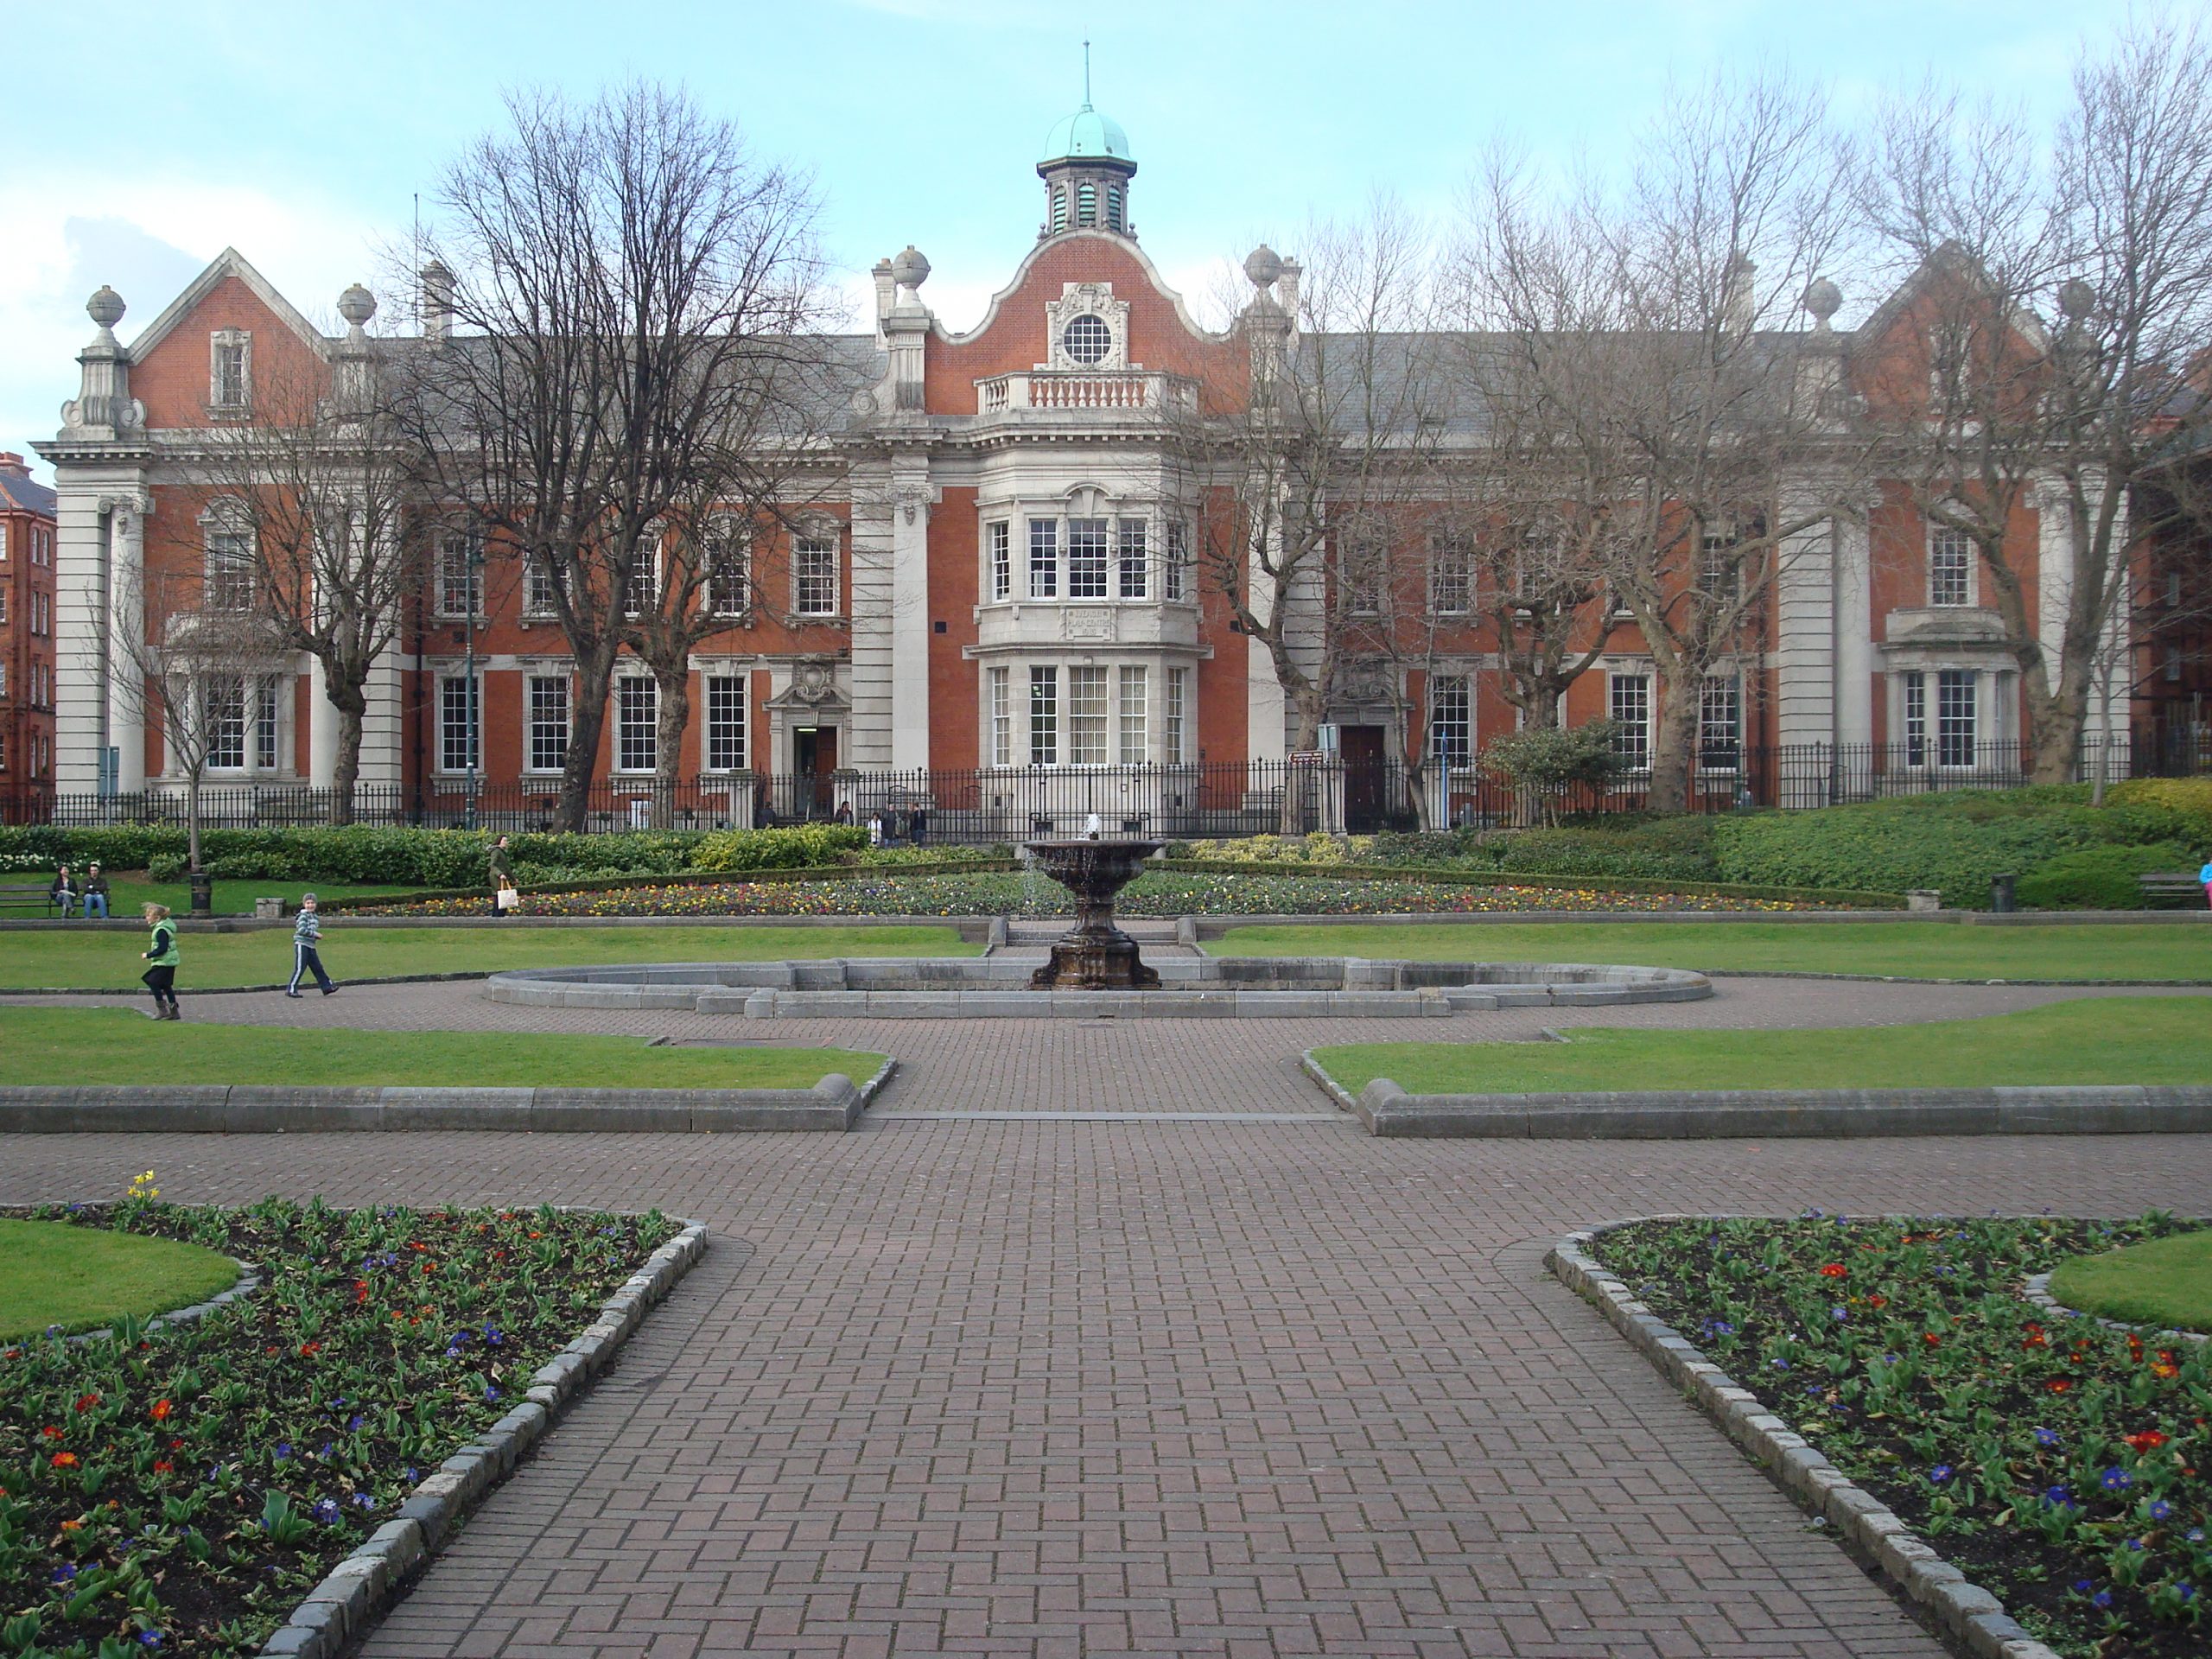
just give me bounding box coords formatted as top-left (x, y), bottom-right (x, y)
top-left (1039, 102), bottom-right (1133, 168)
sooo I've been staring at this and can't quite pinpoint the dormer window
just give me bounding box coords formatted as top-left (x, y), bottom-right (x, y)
top-left (1061, 315), bottom-right (1111, 365)
top-left (210, 331), bottom-right (251, 411)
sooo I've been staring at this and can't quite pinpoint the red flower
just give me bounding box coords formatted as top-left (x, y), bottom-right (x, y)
top-left (2124, 1430), bottom-right (2169, 1452)
top-left (153, 1460), bottom-right (173, 1474)
top-left (1818, 1263), bottom-right (1848, 1278)
top-left (149, 1399), bottom-right (172, 1421)
top-left (41, 1426), bottom-right (62, 1440)
top-left (2049, 1378), bottom-right (2074, 1394)
top-left (73, 1394), bottom-right (99, 1413)
top-left (2022, 1325), bottom-right (2048, 1350)
top-left (1867, 1294), bottom-right (1888, 1309)
top-left (1923, 1332), bottom-right (1943, 1347)
top-left (298, 1341), bottom-right (321, 1357)
top-left (50, 1452), bottom-right (77, 1468)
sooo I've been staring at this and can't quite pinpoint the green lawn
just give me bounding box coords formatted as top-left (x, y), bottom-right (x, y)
top-left (0, 922), bottom-right (976, 990)
top-left (13, 874), bottom-right (429, 919)
top-left (1213, 920), bottom-right (2212, 982)
top-left (1311, 996), bottom-right (2212, 1096)
top-left (2048, 1228), bottom-right (2212, 1333)
top-left (0, 1007), bottom-right (885, 1090)
top-left (0, 1216), bottom-right (241, 1340)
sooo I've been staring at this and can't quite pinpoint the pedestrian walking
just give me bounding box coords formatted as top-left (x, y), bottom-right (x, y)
top-left (80, 862), bottom-right (111, 919)
top-left (907, 805), bottom-right (928, 846)
top-left (140, 903), bottom-right (181, 1020)
top-left (2200, 857), bottom-right (2212, 910)
top-left (284, 893), bottom-right (337, 998)
top-left (487, 835), bottom-right (518, 918)
top-left (50, 864), bottom-right (77, 918)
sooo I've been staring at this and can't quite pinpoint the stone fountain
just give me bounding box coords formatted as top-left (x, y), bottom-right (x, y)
top-left (1023, 836), bottom-right (1164, 990)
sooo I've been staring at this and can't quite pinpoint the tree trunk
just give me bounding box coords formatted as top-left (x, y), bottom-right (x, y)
top-left (185, 769), bottom-right (205, 875)
top-left (327, 679), bottom-right (368, 828)
top-left (1645, 670), bottom-right (1701, 816)
top-left (650, 659), bottom-right (690, 830)
top-left (1281, 680), bottom-right (1325, 836)
top-left (556, 639), bottom-right (620, 833)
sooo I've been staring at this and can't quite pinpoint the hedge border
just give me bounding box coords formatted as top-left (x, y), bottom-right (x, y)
top-left (319, 859), bottom-right (1015, 912)
top-left (1154, 859), bottom-right (1906, 908)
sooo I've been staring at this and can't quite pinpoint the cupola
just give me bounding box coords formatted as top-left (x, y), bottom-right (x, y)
top-left (1037, 52), bottom-right (1136, 240)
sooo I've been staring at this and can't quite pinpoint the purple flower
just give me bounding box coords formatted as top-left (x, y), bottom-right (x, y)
top-left (273, 1443), bottom-right (291, 1460)
top-left (1830, 1306), bottom-right (1849, 1322)
top-left (2072, 1580), bottom-right (2094, 1594)
top-left (2101, 1468), bottom-right (2134, 1492)
top-left (352, 1492), bottom-right (376, 1510)
top-left (346, 1414), bottom-right (364, 1432)
top-left (138, 1633), bottom-right (162, 1649)
top-left (2043, 1485), bottom-right (2074, 1508)
top-left (1770, 1358), bottom-right (1791, 1371)
top-left (2093, 1589), bottom-right (2113, 1610)
top-left (2035, 1427), bottom-right (2062, 1448)
top-left (2150, 1500), bottom-right (2174, 1522)
top-left (51, 1565), bottom-right (76, 1584)
top-left (311, 1498), bottom-right (340, 1524)
top-left (1929, 1465), bottom-right (1954, 1484)
top-left (482, 1385), bottom-right (501, 1402)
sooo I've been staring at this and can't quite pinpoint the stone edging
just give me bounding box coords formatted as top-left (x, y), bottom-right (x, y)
top-left (1313, 1066), bottom-right (2212, 1138)
top-left (2020, 1270), bottom-right (2209, 1346)
top-left (1191, 909), bottom-right (2212, 933)
top-left (0, 1058), bottom-right (896, 1135)
top-left (257, 1218), bottom-right (710, 1659)
top-left (1546, 1221), bottom-right (2056, 1659)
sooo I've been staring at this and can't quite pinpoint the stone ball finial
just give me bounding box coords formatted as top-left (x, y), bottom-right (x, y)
top-left (2058, 278), bottom-right (2096, 321)
top-left (1802, 277), bottom-right (1842, 325)
top-left (889, 245), bottom-right (930, 290)
top-left (86, 286), bottom-right (126, 330)
top-left (1244, 245), bottom-right (1284, 289)
top-left (338, 284), bottom-right (377, 327)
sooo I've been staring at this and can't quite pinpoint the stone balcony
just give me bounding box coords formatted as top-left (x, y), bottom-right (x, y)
top-left (973, 370), bottom-right (1198, 422)
top-left (971, 596), bottom-right (1205, 655)
top-left (1881, 605), bottom-right (2012, 652)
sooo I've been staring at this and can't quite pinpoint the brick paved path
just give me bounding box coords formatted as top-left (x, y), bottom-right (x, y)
top-left (7, 975), bottom-right (2211, 1655)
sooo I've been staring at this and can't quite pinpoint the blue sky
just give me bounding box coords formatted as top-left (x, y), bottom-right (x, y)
top-left (0, 0), bottom-right (2155, 480)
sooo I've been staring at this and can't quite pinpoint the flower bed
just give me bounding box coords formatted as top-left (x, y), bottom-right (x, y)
top-left (1590, 1214), bottom-right (2209, 1657)
top-left (0, 1194), bottom-right (679, 1658)
top-left (357, 870), bottom-right (1842, 918)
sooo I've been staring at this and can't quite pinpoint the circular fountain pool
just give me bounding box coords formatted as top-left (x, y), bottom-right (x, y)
top-left (485, 957), bottom-right (1712, 1018)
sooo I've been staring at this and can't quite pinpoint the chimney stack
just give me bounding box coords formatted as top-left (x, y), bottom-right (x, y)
top-left (420, 259), bottom-right (454, 343)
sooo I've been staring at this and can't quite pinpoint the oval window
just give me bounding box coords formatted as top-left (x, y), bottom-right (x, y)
top-left (1061, 315), bottom-right (1111, 365)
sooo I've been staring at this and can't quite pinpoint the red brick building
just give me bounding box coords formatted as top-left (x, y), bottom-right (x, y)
top-left (0, 453), bottom-right (58, 814)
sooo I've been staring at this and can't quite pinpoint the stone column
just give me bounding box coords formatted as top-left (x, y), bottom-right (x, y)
top-left (1772, 492), bottom-right (1837, 751)
top-left (889, 468), bottom-right (938, 771)
top-left (104, 493), bottom-right (149, 793)
top-left (308, 653), bottom-right (338, 786)
top-left (1833, 508), bottom-right (1875, 750)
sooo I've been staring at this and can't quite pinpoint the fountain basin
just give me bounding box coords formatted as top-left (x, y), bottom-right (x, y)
top-left (486, 957), bottom-right (1713, 1018)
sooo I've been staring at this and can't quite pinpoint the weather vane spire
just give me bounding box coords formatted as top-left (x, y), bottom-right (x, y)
top-left (1083, 40), bottom-right (1091, 105)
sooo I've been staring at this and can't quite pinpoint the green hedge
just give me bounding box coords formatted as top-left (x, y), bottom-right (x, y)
top-left (1156, 859), bottom-right (1902, 908)
top-left (2014, 842), bottom-right (2202, 911)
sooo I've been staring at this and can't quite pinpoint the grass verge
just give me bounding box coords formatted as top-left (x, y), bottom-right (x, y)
top-left (0, 923), bottom-right (976, 992)
top-left (1591, 1214), bottom-right (2209, 1657)
top-left (0, 1217), bottom-right (239, 1341)
top-left (0, 1007), bottom-right (881, 1091)
top-left (12, 877), bottom-right (432, 920)
top-left (0, 1198), bottom-right (678, 1657)
top-left (2050, 1232), bottom-right (2212, 1334)
top-left (1212, 920), bottom-right (2212, 982)
top-left (1311, 997), bottom-right (2212, 1096)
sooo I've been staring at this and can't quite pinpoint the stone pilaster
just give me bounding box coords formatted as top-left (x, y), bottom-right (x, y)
top-left (1772, 492), bottom-right (1838, 752)
top-left (889, 467), bottom-right (938, 771)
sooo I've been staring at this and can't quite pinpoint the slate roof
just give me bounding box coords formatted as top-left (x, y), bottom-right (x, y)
top-left (0, 471), bottom-right (56, 518)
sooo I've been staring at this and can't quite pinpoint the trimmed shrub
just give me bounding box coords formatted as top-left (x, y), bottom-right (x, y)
top-left (2016, 842), bottom-right (2202, 910)
top-left (2103, 776), bottom-right (2212, 848)
top-left (690, 824), bottom-right (867, 872)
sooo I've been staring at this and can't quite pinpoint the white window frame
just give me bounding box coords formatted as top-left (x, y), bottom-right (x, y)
top-left (1428, 533), bottom-right (1472, 615)
top-left (793, 530), bottom-right (840, 618)
top-left (703, 672), bottom-right (748, 772)
top-left (706, 518), bottom-right (751, 618)
top-left (523, 551), bottom-right (561, 619)
top-left (1027, 519), bottom-right (1058, 599)
top-left (1699, 673), bottom-right (1742, 772)
top-left (615, 675), bottom-right (658, 772)
top-left (209, 330), bottom-right (251, 411)
top-left (201, 676), bottom-right (248, 771)
top-left (436, 671), bottom-right (480, 776)
top-left (1902, 670), bottom-right (1929, 768)
top-left (1028, 665), bottom-right (1058, 766)
top-left (524, 673), bottom-right (571, 775)
top-left (203, 507), bottom-right (257, 613)
top-left (1116, 519), bottom-right (1148, 600)
top-left (1163, 518), bottom-right (1188, 602)
top-left (1935, 668), bottom-right (1977, 768)
top-left (435, 524), bottom-right (483, 619)
top-left (988, 666), bottom-right (1012, 767)
top-left (1928, 524), bottom-right (1974, 607)
top-left (1429, 674), bottom-right (1473, 770)
top-left (624, 533), bottom-right (661, 619)
top-left (1608, 672), bottom-right (1651, 772)
top-left (1067, 518), bottom-right (1110, 600)
top-left (988, 521), bottom-right (1013, 602)
top-left (1164, 667), bottom-right (1188, 763)
top-left (1118, 665), bottom-right (1148, 763)
top-left (1697, 527), bottom-right (1742, 604)
top-left (1067, 664), bottom-right (1109, 764)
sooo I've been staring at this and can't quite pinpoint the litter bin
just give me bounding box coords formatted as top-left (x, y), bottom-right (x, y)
top-left (188, 870), bottom-right (214, 916)
top-left (1990, 872), bottom-right (2017, 914)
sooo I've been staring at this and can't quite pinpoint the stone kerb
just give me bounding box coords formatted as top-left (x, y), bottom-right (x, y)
top-left (1314, 1066), bottom-right (2212, 1138)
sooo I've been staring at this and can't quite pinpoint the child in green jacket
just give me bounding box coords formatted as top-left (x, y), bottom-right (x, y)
top-left (141, 904), bottom-right (181, 1020)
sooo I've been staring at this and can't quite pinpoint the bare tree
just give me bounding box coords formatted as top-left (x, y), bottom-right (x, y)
top-left (111, 567), bottom-right (287, 878)
top-left (196, 289), bottom-right (418, 823)
top-left (1859, 20), bottom-right (2212, 782)
top-left (1183, 198), bottom-right (1448, 830)
top-left (397, 81), bottom-right (829, 831)
top-left (1463, 76), bottom-right (1863, 812)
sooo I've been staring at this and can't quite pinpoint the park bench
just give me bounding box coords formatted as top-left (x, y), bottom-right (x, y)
top-left (2138, 871), bottom-right (2209, 907)
top-left (0, 881), bottom-right (66, 915)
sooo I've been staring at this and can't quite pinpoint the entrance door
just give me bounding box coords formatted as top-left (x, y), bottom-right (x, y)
top-left (1340, 725), bottom-right (1387, 833)
top-left (791, 727), bottom-right (839, 818)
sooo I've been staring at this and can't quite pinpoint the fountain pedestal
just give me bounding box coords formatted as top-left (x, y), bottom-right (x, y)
top-left (1024, 838), bottom-right (1163, 990)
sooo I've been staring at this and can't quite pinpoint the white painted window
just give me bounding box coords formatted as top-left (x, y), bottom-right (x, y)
top-left (438, 674), bottom-right (480, 774)
top-left (988, 522), bottom-right (1012, 601)
top-left (625, 535), bottom-right (660, 617)
top-left (704, 674), bottom-right (747, 771)
top-left (1698, 528), bottom-right (1741, 603)
top-left (1163, 519), bottom-right (1188, 601)
top-left (988, 667), bottom-right (1012, 766)
top-left (1429, 675), bottom-right (1472, 768)
top-left (1068, 666), bottom-right (1109, 764)
top-left (203, 677), bottom-right (248, 770)
top-left (1067, 518), bottom-right (1109, 599)
top-left (1428, 534), bottom-right (1472, 614)
top-left (1063, 312), bottom-right (1109, 361)
top-left (210, 331), bottom-right (250, 410)
top-left (1028, 666), bottom-right (1058, 765)
top-left (706, 520), bottom-right (750, 616)
top-left (1929, 526), bottom-right (1973, 607)
top-left (1936, 669), bottom-right (1977, 766)
top-left (1116, 519), bottom-right (1148, 599)
top-left (1027, 519), bottom-right (1058, 599)
top-left (1700, 674), bottom-right (1741, 770)
top-left (1118, 665), bottom-right (1148, 763)
top-left (794, 532), bottom-right (839, 616)
top-left (524, 552), bottom-right (560, 618)
top-left (1609, 674), bottom-right (1650, 770)
top-left (206, 518), bottom-right (256, 612)
top-left (435, 526), bottom-right (482, 618)
top-left (617, 677), bottom-right (658, 772)
top-left (526, 675), bottom-right (570, 773)
top-left (1165, 668), bottom-right (1188, 762)
top-left (254, 674), bottom-right (280, 772)
top-left (1903, 671), bottom-right (1928, 767)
